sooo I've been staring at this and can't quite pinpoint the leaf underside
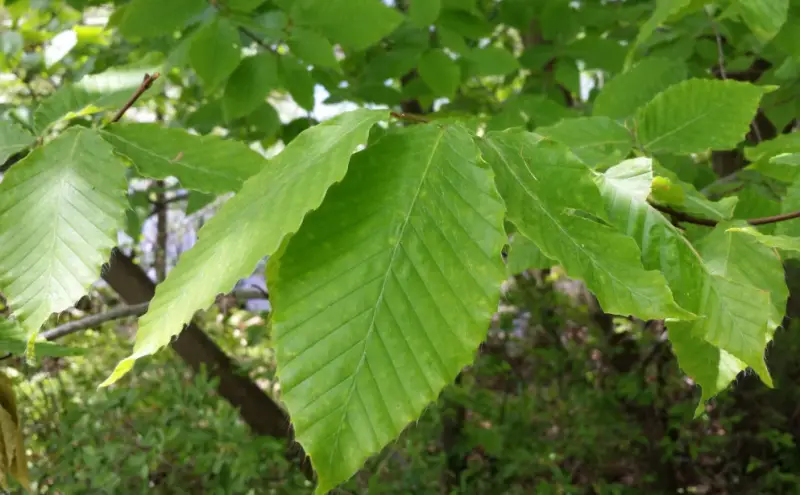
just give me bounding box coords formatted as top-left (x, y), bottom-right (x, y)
top-left (0, 128), bottom-right (128, 337)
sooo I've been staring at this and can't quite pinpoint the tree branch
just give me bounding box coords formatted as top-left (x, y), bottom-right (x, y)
top-left (38, 288), bottom-right (269, 342)
top-left (40, 303), bottom-right (149, 341)
top-left (111, 72), bottom-right (160, 123)
top-left (649, 202), bottom-right (800, 227)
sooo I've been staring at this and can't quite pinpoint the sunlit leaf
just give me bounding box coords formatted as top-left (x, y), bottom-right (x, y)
top-left (271, 124), bottom-right (506, 493)
top-left (101, 109), bottom-right (388, 386)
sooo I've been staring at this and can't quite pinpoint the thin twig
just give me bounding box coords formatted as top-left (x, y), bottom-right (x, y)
top-left (649, 202), bottom-right (800, 227)
top-left (390, 111), bottom-right (430, 124)
top-left (38, 287), bottom-right (270, 342)
top-left (110, 72), bottom-right (160, 123)
top-left (40, 303), bottom-right (149, 341)
top-left (707, 7), bottom-right (727, 80)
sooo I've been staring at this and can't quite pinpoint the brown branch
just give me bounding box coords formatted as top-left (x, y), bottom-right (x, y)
top-left (390, 111), bottom-right (430, 124)
top-left (649, 202), bottom-right (800, 227)
top-left (110, 72), bottom-right (160, 123)
top-left (38, 288), bottom-right (269, 342)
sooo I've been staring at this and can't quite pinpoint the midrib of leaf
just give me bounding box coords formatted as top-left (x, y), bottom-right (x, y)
top-left (640, 108), bottom-right (711, 150)
top-left (485, 139), bottom-right (664, 306)
top-left (324, 128), bottom-right (445, 469)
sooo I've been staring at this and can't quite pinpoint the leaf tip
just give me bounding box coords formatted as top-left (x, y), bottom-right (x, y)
top-left (99, 358), bottom-right (135, 387)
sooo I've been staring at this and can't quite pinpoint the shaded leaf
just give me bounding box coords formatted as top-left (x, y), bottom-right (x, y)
top-left (291, 0), bottom-right (403, 50)
top-left (507, 234), bottom-right (554, 274)
top-left (536, 117), bottom-right (633, 168)
top-left (736, 0), bottom-right (789, 42)
top-left (0, 121), bottom-right (34, 164)
top-left (189, 18), bottom-right (242, 92)
top-left (102, 124), bottom-right (265, 193)
top-left (117, 0), bottom-right (206, 39)
top-left (465, 46), bottom-right (520, 77)
top-left (593, 57), bottom-right (687, 120)
top-left (223, 52), bottom-right (281, 121)
top-left (288, 28), bottom-right (340, 69)
top-left (410, 0), bottom-right (441, 26)
top-left (101, 109), bottom-right (388, 386)
top-left (418, 49), bottom-right (461, 97)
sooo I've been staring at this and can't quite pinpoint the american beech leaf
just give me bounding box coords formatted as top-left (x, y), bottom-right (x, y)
top-left (597, 159), bottom-right (775, 403)
top-left (102, 124), bottom-right (266, 193)
top-left (0, 128), bottom-right (127, 337)
top-left (101, 109), bottom-right (388, 386)
top-left (480, 130), bottom-right (692, 321)
top-left (270, 124), bottom-right (507, 493)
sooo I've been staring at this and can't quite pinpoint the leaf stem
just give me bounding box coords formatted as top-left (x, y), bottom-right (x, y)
top-left (649, 202), bottom-right (800, 227)
top-left (110, 72), bottom-right (160, 123)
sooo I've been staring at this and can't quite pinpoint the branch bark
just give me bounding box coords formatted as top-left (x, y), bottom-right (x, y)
top-left (100, 249), bottom-right (313, 480)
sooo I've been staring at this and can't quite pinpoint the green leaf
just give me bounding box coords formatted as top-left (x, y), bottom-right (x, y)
top-left (0, 319), bottom-right (86, 357)
top-left (536, 117), bottom-right (633, 168)
top-left (593, 57), bottom-right (687, 120)
top-left (0, 128), bottom-right (127, 336)
top-left (481, 131), bottom-right (691, 321)
top-left (409, 0), bottom-right (441, 26)
top-left (776, 177), bottom-right (800, 240)
top-left (735, 0), bottom-right (789, 43)
top-left (101, 109), bottom-right (388, 387)
top-left (437, 9), bottom-right (492, 39)
top-left (627, 0), bottom-right (692, 66)
top-left (117, 0), bottom-right (207, 39)
top-left (507, 234), bottom-right (553, 274)
top-left (225, 0), bottom-right (266, 11)
top-left (31, 60), bottom-right (165, 134)
top-left (0, 121), bottom-right (34, 164)
top-left (102, 124), bottom-right (266, 193)
top-left (270, 124), bottom-right (506, 493)
top-left (288, 28), bottom-right (340, 69)
top-left (222, 52), bottom-right (280, 121)
top-left (728, 226), bottom-right (800, 253)
top-left (291, 0), bottom-right (403, 50)
top-left (279, 55), bottom-right (316, 111)
top-left (636, 79), bottom-right (771, 154)
top-left (596, 159), bottom-right (773, 401)
top-left (32, 87), bottom-right (95, 134)
top-left (418, 50), bottom-right (461, 97)
top-left (189, 18), bottom-right (242, 92)
top-left (700, 222), bottom-right (787, 337)
top-left (465, 47), bottom-right (520, 77)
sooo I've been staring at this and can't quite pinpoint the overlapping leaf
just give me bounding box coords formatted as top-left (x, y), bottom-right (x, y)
top-left (636, 79), bottom-right (772, 154)
top-left (270, 124), bottom-right (507, 494)
top-left (102, 124), bottom-right (267, 193)
top-left (536, 117), bottom-right (633, 168)
top-left (736, 0), bottom-right (789, 42)
top-left (728, 226), bottom-right (800, 253)
top-left (597, 158), bottom-right (775, 402)
top-left (290, 0), bottom-right (403, 50)
top-left (0, 121), bottom-right (34, 164)
top-left (0, 128), bottom-right (127, 337)
top-left (507, 234), bottom-right (553, 274)
top-left (101, 109), bottom-right (388, 386)
top-left (480, 130), bottom-right (691, 321)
